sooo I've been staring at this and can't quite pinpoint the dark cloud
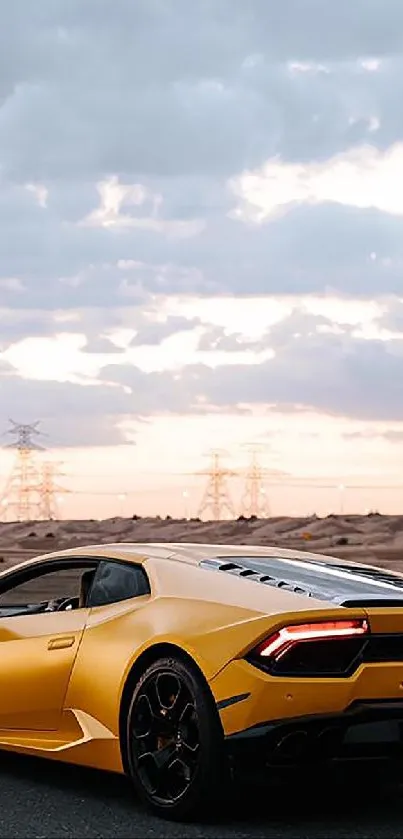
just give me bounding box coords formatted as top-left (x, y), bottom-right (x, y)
top-left (2, 1), bottom-right (403, 182)
top-left (0, 309), bottom-right (64, 349)
top-left (81, 337), bottom-right (124, 354)
top-left (382, 429), bottom-right (403, 442)
top-left (376, 298), bottom-right (403, 332)
top-left (0, 0), bottom-right (403, 308)
top-left (130, 315), bottom-right (201, 346)
top-left (2, 199), bottom-right (403, 314)
top-left (0, 304), bottom-right (201, 355)
top-left (267, 308), bottom-right (348, 345)
top-left (0, 306), bottom-right (119, 351)
top-left (40, 414), bottom-right (130, 448)
top-left (0, 362), bottom-right (217, 447)
top-left (187, 333), bottom-right (403, 421)
top-left (2, 305), bottom-right (403, 447)
top-left (343, 429), bottom-right (403, 442)
top-left (95, 309), bottom-right (403, 423)
top-left (197, 327), bottom-right (254, 352)
top-left (0, 373), bottom-right (134, 446)
top-left (2, 0), bottom-right (403, 444)
top-left (0, 360), bottom-right (15, 375)
top-left (0, 0), bottom-right (403, 314)
top-left (205, 205), bottom-right (403, 297)
top-left (197, 309), bottom-right (348, 354)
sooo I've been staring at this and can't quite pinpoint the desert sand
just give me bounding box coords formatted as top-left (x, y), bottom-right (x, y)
top-left (1, 513), bottom-right (403, 575)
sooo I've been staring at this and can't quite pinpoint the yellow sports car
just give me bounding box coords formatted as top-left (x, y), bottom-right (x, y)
top-left (1, 540), bottom-right (403, 820)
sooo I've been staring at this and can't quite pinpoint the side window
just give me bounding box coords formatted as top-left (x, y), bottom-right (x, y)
top-left (0, 565), bottom-right (95, 607)
top-left (88, 561), bottom-right (150, 607)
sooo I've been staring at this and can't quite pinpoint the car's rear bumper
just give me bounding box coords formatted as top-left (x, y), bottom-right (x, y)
top-left (225, 700), bottom-right (403, 778)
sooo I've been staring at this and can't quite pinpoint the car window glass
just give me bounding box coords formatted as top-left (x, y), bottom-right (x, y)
top-left (89, 561), bottom-right (150, 607)
top-left (0, 566), bottom-right (92, 606)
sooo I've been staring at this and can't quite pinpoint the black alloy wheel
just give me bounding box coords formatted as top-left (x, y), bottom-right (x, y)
top-left (126, 655), bottom-right (229, 821)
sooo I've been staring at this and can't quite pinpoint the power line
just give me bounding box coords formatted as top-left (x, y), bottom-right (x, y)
top-left (196, 449), bottom-right (236, 520)
top-left (42, 481), bottom-right (403, 497)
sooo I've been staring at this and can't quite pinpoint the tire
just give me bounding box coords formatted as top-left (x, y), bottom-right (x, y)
top-left (125, 655), bottom-right (230, 821)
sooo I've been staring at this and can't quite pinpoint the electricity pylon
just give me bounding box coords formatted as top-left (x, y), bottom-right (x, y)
top-left (197, 449), bottom-right (236, 520)
top-left (240, 444), bottom-right (271, 518)
top-left (1, 420), bottom-right (44, 521)
top-left (37, 461), bottom-right (70, 520)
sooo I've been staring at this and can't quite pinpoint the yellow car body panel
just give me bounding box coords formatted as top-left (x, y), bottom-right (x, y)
top-left (209, 658), bottom-right (403, 737)
top-left (0, 606), bottom-right (89, 730)
top-left (0, 542), bottom-right (403, 777)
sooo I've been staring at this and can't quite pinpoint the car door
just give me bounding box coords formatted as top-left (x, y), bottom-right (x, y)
top-left (0, 558), bottom-right (98, 732)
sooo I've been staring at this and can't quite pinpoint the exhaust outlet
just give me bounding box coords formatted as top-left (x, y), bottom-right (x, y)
top-left (316, 726), bottom-right (344, 757)
top-left (272, 729), bottom-right (309, 762)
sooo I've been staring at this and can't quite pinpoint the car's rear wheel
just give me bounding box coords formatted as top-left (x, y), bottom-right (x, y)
top-left (125, 655), bottom-right (229, 821)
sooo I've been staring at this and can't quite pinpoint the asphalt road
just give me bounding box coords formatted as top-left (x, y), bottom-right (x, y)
top-left (0, 754), bottom-right (403, 839)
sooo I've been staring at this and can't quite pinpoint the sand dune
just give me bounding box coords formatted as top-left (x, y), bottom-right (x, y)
top-left (1, 512), bottom-right (403, 572)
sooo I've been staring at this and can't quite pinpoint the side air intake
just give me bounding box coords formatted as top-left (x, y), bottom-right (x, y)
top-left (200, 557), bottom-right (314, 598)
top-left (200, 556), bottom-right (403, 607)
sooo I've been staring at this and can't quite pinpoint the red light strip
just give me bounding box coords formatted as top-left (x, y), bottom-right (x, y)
top-left (258, 619), bottom-right (369, 660)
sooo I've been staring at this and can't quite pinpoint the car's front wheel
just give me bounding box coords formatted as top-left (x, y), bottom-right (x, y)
top-left (125, 654), bottom-right (229, 821)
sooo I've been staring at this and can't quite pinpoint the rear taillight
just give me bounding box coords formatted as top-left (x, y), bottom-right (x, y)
top-left (255, 619), bottom-right (369, 661)
top-left (248, 618), bottom-right (369, 677)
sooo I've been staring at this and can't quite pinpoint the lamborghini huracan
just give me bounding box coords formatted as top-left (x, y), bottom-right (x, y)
top-left (2, 541), bottom-right (403, 820)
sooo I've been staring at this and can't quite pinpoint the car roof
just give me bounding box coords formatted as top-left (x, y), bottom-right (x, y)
top-left (27, 541), bottom-right (342, 568)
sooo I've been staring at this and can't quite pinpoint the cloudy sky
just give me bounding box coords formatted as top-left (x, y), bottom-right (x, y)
top-left (1, 0), bottom-right (403, 520)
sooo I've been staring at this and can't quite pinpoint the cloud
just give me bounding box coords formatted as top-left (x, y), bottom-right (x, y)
top-left (197, 326), bottom-right (258, 352)
top-left (3, 188), bottom-right (403, 310)
top-left (267, 308), bottom-right (348, 344)
top-left (4, 0), bottom-right (403, 449)
top-left (96, 309), bottom-right (403, 423)
top-left (0, 360), bottom-right (15, 376)
top-left (343, 428), bottom-right (403, 442)
top-left (81, 337), bottom-right (124, 354)
top-left (2, 304), bottom-right (403, 448)
top-left (230, 143), bottom-right (403, 222)
top-left (0, 370), bottom-right (149, 446)
top-left (375, 297), bottom-right (403, 333)
top-left (0, 303), bottom-right (205, 359)
top-left (0, 278), bottom-right (25, 293)
top-left (130, 315), bottom-right (201, 346)
top-left (0, 310), bottom-right (56, 349)
top-left (0, 351), bottom-right (236, 448)
top-left (80, 176), bottom-right (204, 238)
top-left (2, 1), bottom-right (403, 183)
top-left (1, 2), bottom-right (403, 311)
top-left (382, 429), bottom-right (403, 442)
top-left (187, 330), bottom-right (403, 421)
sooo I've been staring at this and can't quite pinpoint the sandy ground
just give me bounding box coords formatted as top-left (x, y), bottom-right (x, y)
top-left (1, 512), bottom-right (403, 575)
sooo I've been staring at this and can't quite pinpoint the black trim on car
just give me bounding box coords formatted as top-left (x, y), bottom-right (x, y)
top-left (217, 692), bottom-right (251, 711)
top-left (225, 700), bottom-right (403, 775)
